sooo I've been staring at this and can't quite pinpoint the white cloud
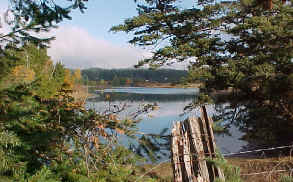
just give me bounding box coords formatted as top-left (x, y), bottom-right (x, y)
top-left (0, 2), bottom-right (8, 13)
top-left (0, 2), bottom-right (10, 35)
top-left (47, 26), bottom-right (148, 69)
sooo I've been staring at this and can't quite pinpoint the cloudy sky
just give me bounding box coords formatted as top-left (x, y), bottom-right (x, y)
top-left (0, 0), bottom-right (193, 69)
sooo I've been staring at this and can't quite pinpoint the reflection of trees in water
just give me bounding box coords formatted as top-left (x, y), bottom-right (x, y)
top-left (87, 92), bottom-right (192, 161)
top-left (88, 91), bottom-right (291, 157)
top-left (212, 94), bottom-right (293, 148)
top-left (88, 91), bottom-right (292, 158)
top-left (177, 92), bottom-right (293, 151)
top-left (89, 92), bottom-right (293, 157)
top-left (132, 129), bottom-right (171, 162)
top-left (135, 100), bottom-right (293, 159)
top-left (88, 92), bottom-right (196, 102)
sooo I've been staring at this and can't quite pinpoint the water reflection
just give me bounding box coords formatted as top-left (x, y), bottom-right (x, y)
top-left (99, 87), bottom-right (199, 95)
top-left (87, 87), bottom-right (248, 161)
top-left (87, 93), bottom-right (195, 102)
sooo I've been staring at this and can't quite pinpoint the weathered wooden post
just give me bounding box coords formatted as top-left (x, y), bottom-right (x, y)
top-left (170, 106), bottom-right (225, 182)
top-left (200, 106), bottom-right (225, 181)
top-left (171, 122), bottom-right (184, 182)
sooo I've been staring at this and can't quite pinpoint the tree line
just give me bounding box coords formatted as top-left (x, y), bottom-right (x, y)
top-left (82, 67), bottom-right (188, 86)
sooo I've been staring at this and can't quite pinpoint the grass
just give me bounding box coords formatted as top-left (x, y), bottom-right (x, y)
top-left (140, 156), bottom-right (293, 182)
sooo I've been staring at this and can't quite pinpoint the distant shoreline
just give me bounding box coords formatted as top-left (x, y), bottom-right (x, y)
top-left (134, 82), bottom-right (201, 88)
top-left (89, 82), bottom-right (202, 89)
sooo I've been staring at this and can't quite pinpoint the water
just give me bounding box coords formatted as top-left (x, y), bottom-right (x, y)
top-left (87, 87), bottom-right (248, 161)
top-left (98, 87), bottom-right (198, 95)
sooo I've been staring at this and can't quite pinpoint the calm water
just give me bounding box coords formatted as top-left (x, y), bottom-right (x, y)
top-left (87, 87), bottom-right (248, 161)
top-left (98, 87), bottom-right (198, 95)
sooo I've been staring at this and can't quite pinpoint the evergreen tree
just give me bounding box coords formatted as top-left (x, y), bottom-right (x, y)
top-left (73, 69), bottom-right (82, 83)
top-left (113, 0), bottom-right (293, 145)
top-left (0, 1), bottom-right (163, 181)
top-left (0, 44), bottom-right (158, 181)
top-left (112, 75), bottom-right (121, 86)
top-left (0, 0), bottom-right (88, 48)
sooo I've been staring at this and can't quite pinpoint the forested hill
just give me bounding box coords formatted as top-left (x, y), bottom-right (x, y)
top-left (82, 68), bottom-right (188, 83)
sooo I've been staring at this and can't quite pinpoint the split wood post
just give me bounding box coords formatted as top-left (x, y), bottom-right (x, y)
top-left (183, 120), bottom-right (199, 181)
top-left (171, 122), bottom-right (184, 182)
top-left (188, 117), bottom-right (210, 181)
top-left (182, 123), bottom-right (194, 182)
top-left (170, 106), bottom-right (225, 182)
top-left (200, 106), bottom-right (225, 180)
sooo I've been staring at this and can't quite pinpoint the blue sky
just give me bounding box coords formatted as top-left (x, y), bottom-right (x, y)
top-left (62, 0), bottom-right (139, 45)
top-left (0, 0), bottom-right (193, 69)
top-left (46, 0), bottom-right (146, 69)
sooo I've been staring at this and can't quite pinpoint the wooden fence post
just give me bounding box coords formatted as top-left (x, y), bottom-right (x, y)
top-left (201, 106), bottom-right (225, 180)
top-left (170, 106), bottom-right (225, 182)
top-left (171, 122), bottom-right (184, 182)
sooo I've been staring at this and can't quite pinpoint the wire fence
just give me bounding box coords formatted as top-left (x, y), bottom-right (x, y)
top-left (241, 169), bottom-right (293, 176)
top-left (137, 143), bottom-right (293, 180)
top-left (222, 144), bottom-right (293, 157)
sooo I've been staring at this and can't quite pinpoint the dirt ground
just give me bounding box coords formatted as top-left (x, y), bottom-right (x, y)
top-left (229, 157), bottom-right (293, 182)
top-left (142, 156), bottom-right (293, 182)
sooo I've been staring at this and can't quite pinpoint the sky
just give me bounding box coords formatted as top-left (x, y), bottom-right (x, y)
top-left (47, 0), bottom-right (144, 69)
top-left (0, 0), bottom-right (193, 69)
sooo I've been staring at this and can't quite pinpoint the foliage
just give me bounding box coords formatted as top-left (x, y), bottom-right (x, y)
top-left (0, 0), bottom-right (88, 48)
top-left (113, 0), bottom-right (293, 145)
top-left (112, 75), bottom-right (121, 86)
top-left (73, 69), bottom-right (82, 83)
top-left (210, 153), bottom-right (242, 182)
top-left (280, 175), bottom-right (293, 182)
top-left (0, 0), bottom-right (168, 181)
top-left (82, 67), bottom-right (188, 86)
top-left (11, 65), bottom-right (36, 83)
top-left (0, 44), bottom-right (159, 181)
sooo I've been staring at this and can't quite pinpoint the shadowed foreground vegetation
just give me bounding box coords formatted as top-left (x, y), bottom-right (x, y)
top-left (142, 156), bottom-right (293, 182)
top-left (0, 44), bottom-right (162, 181)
